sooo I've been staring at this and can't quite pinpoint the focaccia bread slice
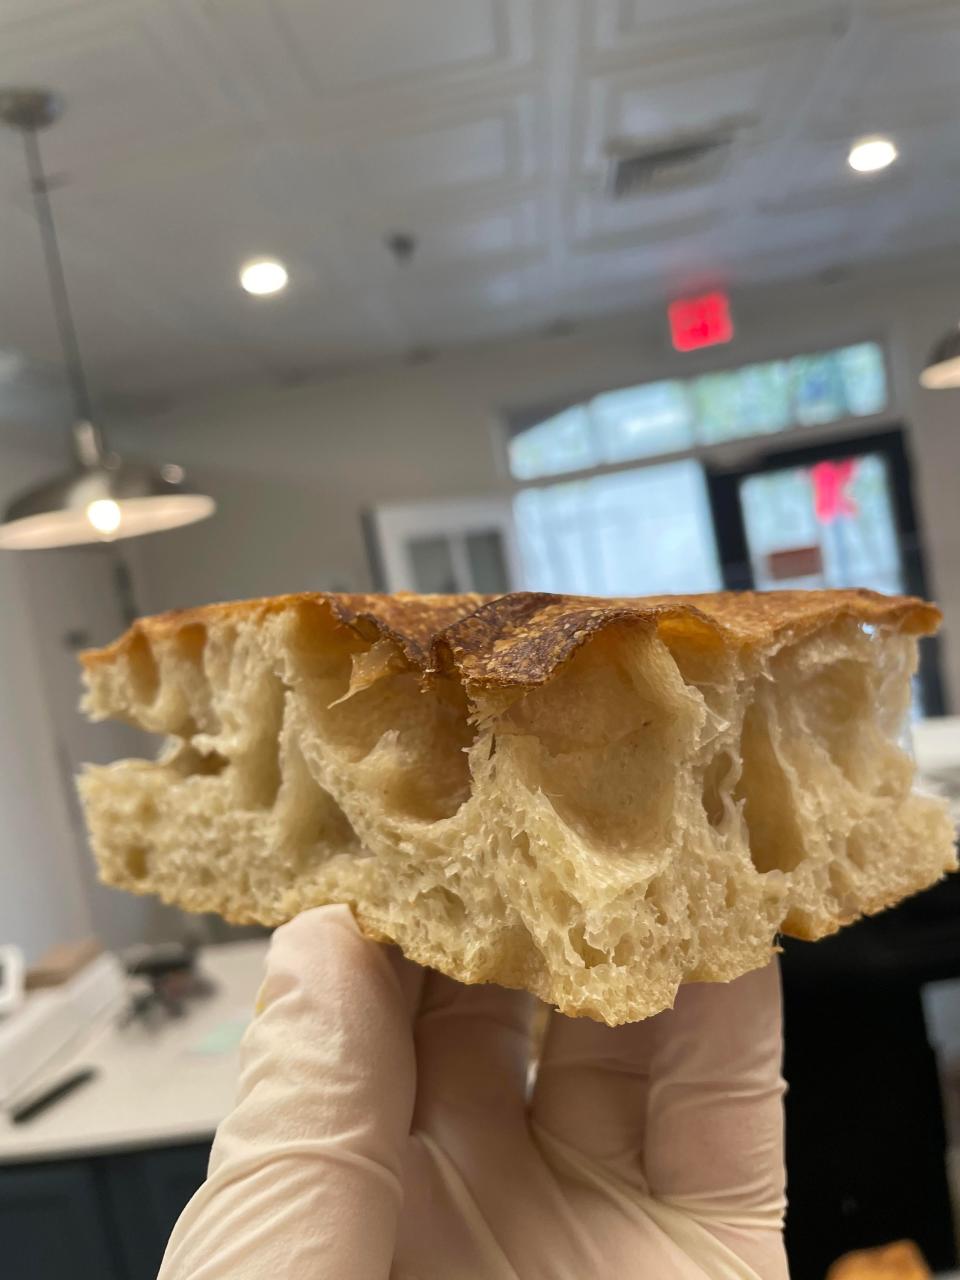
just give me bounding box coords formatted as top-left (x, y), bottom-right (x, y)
top-left (78, 589), bottom-right (956, 1024)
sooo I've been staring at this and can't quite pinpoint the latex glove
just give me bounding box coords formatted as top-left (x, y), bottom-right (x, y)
top-left (159, 906), bottom-right (787, 1280)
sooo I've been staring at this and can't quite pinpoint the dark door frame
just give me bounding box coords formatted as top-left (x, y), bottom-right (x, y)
top-left (706, 425), bottom-right (947, 715)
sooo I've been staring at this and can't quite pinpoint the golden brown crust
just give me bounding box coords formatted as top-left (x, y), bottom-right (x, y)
top-left (80, 587), bottom-right (941, 690)
top-left (80, 592), bottom-right (490, 670)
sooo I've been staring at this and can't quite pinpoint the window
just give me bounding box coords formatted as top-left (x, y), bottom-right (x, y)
top-left (508, 406), bottom-right (594, 481)
top-left (515, 461), bottom-right (722, 597)
top-left (592, 381), bottom-right (693, 463)
top-left (692, 362), bottom-right (791, 444)
top-left (508, 340), bottom-right (889, 599)
top-left (740, 453), bottom-right (903, 596)
top-left (507, 341), bottom-right (888, 481)
top-left (837, 343), bottom-right (887, 416)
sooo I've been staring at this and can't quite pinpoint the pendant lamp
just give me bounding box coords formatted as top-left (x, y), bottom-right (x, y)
top-left (0, 88), bottom-right (215, 550)
top-left (920, 323), bottom-right (960, 391)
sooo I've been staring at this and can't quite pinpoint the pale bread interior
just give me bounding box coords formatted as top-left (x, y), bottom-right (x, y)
top-left (78, 600), bottom-right (956, 1024)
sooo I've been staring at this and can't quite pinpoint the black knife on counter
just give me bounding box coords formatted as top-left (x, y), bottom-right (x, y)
top-left (8, 1067), bottom-right (97, 1124)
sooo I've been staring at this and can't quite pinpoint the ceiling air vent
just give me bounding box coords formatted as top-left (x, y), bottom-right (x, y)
top-left (606, 125), bottom-right (740, 198)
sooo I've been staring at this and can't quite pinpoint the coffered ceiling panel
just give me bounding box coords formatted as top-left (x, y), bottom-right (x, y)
top-left (815, 4), bottom-right (960, 132)
top-left (0, 0), bottom-right (957, 414)
top-left (0, 4), bottom-right (243, 175)
top-left (350, 112), bottom-right (519, 202)
top-left (268, 0), bottom-right (515, 91)
top-left (593, 0), bottom-right (840, 50)
top-left (570, 185), bottom-right (722, 253)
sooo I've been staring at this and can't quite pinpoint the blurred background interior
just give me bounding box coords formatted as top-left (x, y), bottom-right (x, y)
top-left (2, 2), bottom-right (960, 1277)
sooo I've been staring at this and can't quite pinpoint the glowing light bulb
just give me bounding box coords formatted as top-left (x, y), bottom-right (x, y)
top-left (86, 498), bottom-right (122, 535)
top-left (240, 258), bottom-right (288, 295)
top-left (847, 136), bottom-right (898, 173)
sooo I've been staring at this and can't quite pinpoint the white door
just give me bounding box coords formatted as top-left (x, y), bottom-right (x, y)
top-left (368, 496), bottom-right (521, 594)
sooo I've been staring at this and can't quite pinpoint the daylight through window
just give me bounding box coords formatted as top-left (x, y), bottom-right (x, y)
top-left (509, 342), bottom-right (888, 597)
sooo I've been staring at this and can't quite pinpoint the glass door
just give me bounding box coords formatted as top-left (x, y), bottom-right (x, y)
top-left (739, 452), bottom-right (905, 595)
top-left (708, 428), bottom-right (945, 714)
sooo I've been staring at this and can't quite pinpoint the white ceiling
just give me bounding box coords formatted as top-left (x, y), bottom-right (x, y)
top-left (1, 0), bottom-right (960, 411)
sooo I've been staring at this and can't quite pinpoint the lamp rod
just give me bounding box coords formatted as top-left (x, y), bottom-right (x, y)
top-left (21, 123), bottom-right (102, 463)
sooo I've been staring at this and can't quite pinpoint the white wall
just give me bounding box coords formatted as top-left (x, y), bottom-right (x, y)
top-left (0, 430), bottom-right (182, 955)
top-left (0, 435), bottom-right (93, 960)
top-left (116, 266), bottom-right (960, 707)
top-left (16, 541), bottom-right (184, 951)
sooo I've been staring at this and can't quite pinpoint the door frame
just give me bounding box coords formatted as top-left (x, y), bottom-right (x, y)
top-left (706, 425), bottom-right (947, 715)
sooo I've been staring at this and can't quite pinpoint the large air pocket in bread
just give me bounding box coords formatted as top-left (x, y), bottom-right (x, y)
top-left (78, 590), bottom-right (956, 1024)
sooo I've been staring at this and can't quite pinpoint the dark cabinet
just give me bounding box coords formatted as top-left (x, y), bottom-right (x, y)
top-left (1, 1159), bottom-right (119, 1280)
top-left (102, 1144), bottom-right (212, 1280)
top-left (0, 1142), bottom-right (211, 1280)
top-left (783, 876), bottom-right (960, 1280)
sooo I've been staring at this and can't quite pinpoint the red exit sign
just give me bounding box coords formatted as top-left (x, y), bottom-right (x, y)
top-left (668, 291), bottom-right (734, 352)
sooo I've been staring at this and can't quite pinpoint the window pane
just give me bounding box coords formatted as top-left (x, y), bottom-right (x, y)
top-left (508, 405), bottom-right (595, 480)
top-left (736, 362), bottom-right (791, 433)
top-left (513, 482), bottom-right (595, 592)
top-left (591, 380), bottom-right (693, 463)
top-left (692, 362), bottom-right (792, 443)
top-left (789, 352), bottom-right (846, 425)
top-left (836, 453), bottom-right (902, 593)
top-left (837, 342), bottom-right (887, 416)
top-left (508, 340), bottom-right (888, 480)
top-left (739, 470), bottom-right (822, 589)
top-left (514, 461), bottom-right (722, 596)
top-left (690, 371), bottom-right (743, 444)
top-left (408, 536), bottom-right (458, 593)
top-left (465, 530), bottom-right (509, 593)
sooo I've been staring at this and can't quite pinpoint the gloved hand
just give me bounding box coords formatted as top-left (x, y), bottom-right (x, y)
top-left (159, 905), bottom-right (788, 1280)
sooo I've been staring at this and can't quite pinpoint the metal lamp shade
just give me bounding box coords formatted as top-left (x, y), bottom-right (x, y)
top-left (920, 325), bottom-right (960, 390)
top-left (0, 459), bottom-right (215, 550)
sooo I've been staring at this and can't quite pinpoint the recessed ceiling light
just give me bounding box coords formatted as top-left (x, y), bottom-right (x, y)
top-left (239, 258), bottom-right (289, 295)
top-left (847, 136), bottom-right (898, 174)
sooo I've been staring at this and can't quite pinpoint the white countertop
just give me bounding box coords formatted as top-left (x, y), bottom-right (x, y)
top-left (0, 938), bottom-right (268, 1165)
top-left (914, 715), bottom-right (960, 826)
top-left (915, 714), bottom-right (960, 776)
